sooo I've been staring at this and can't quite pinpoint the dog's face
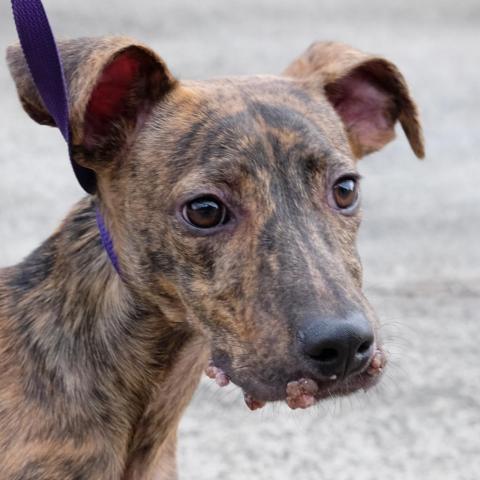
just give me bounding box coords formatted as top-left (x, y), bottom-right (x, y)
top-left (126, 78), bottom-right (373, 403)
top-left (8, 39), bottom-right (424, 406)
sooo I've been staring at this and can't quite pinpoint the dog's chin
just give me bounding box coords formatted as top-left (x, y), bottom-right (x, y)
top-left (207, 348), bottom-right (387, 410)
top-left (237, 369), bottom-right (383, 408)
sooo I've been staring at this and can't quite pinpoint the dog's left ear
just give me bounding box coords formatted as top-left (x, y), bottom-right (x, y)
top-left (7, 36), bottom-right (176, 171)
top-left (284, 42), bottom-right (425, 159)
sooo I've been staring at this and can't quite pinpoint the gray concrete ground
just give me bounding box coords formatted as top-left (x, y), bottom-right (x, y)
top-left (0, 0), bottom-right (479, 479)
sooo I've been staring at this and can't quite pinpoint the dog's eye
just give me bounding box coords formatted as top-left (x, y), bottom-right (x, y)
top-left (183, 197), bottom-right (227, 229)
top-left (332, 177), bottom-right (359, 210)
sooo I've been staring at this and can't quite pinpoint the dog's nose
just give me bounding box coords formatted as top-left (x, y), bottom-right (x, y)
top-left (299, 313), bottom-right (374, 378)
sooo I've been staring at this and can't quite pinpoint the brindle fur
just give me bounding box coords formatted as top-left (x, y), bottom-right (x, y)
top-left (0, 37), bottom-right (424, 479)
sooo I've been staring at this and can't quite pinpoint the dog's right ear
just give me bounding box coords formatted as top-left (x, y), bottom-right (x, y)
top-left (283, 42), bottom-right (424, 159)
top-left (6, 36), bottom-right (176, 170)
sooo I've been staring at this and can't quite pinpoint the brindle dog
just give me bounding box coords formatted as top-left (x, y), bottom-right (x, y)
top-left (0, 37), bottom-right (424, 479)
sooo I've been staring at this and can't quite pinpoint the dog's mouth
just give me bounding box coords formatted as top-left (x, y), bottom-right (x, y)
top-left (205, 348), bottom-right (387, 411)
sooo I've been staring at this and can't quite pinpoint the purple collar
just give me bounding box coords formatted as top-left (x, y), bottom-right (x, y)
top-left (95, 207), bottom-right (121, 275)
top-left (11, 0), bottom-right (121, 275)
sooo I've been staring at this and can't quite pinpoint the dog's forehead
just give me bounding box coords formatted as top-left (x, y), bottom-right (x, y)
top-left (169, 76), bottom-right (349, 140)
top-left (177, 75), bottom-right (347, 137)
top-left (184, 76), bottom-right (316, 110)
top-left (140, 76), bottom-right (354, 187)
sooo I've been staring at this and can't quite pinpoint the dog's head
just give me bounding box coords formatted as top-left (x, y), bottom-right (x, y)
top-left (7, 38), bottom-right (424, 407)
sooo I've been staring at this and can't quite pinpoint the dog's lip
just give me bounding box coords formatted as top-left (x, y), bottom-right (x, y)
top-left (206, 348), bottom-right (387, 410)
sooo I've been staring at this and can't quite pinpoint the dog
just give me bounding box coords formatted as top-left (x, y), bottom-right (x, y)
top-left (0, 37), bottom-right (424, 479)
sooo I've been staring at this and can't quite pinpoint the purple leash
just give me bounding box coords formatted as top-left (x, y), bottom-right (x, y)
top-left (11, 0), bottom-right (121, 275)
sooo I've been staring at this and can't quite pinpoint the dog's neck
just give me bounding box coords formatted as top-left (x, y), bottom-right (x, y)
top-left (0, 197), bottom-right (208, 478)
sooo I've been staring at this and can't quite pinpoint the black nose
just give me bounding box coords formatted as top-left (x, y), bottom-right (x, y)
top-left (299, 313), bottom-right (374, 378)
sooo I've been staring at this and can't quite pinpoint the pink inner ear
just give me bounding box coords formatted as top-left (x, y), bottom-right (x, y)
top-left (85, 52), bottom-right (142, 138)
top-left (327, 71), bottom-right (397, 155)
